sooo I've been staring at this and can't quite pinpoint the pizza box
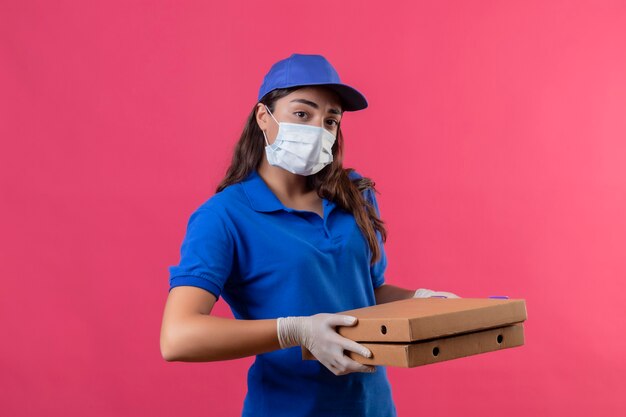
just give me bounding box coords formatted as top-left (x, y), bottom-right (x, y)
top-left (301, 298), bottom-right (527, 367)
top-left (303, 323), bottom-right (525, 367)
top-left (331, 297), bottom-right (526, 342)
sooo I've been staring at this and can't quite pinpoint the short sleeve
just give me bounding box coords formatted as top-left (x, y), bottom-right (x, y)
top-left (364, 187), bottom-right (388, 289)
top-left (168, 207), bottom-right (235, 299)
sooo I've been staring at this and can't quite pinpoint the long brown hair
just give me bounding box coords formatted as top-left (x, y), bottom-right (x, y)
top-left (216, 87), bottom-right (387, 265)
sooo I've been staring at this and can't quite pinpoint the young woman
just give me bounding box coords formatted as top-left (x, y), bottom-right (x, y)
top-left (160, 53), bottom-right (459, 417)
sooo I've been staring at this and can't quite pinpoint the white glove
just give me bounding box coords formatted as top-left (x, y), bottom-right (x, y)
top-left (277, 313), bottom-right (376, 376)
top-left (414, 288), bottom-right (461, 298)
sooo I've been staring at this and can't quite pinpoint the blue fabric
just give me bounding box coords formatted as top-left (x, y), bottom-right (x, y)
top-left (169, 169), bottom-right (396, 417)
top-left (257, 53), bottom-right (368, 111)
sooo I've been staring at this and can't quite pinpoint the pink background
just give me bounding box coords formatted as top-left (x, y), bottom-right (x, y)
top-left (2, 1), bottom-right (625, 415)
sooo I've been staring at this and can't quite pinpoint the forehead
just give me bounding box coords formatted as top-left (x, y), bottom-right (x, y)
top-left (278, 86), bottom-right (342, 109)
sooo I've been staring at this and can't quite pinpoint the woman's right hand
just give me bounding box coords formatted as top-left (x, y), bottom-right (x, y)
top-left (277, 313), bottom-right (376, 376)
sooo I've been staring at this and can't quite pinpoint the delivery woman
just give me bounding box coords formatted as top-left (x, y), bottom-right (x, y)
top-left (160, 53), bottom-right (459, 417)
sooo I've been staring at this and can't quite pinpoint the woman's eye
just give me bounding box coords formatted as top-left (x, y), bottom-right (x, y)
top-left (326, 119), bottom-right (339, 127)
top-left (294, 111), bottom-right (307, 118)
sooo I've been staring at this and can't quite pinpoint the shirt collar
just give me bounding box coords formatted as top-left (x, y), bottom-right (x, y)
top-left (241, 169), bottom-right (336, 214)
top-left (241, 170), bottom-right (288, 212)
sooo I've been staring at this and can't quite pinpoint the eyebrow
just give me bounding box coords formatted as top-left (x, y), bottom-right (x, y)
top-left (289, 98), bottom-right (343, 116)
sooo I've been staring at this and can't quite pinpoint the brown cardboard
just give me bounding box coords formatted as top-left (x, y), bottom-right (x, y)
top-left (302, 323), bottom-right (525, 367)
top-left (333, 297), bottom-right (527, 342)
top-left (300, 298), bottom-right (527, 367)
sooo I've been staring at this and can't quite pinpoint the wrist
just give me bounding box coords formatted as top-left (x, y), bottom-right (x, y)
top-left (277, 316), bottom-right (307, 349)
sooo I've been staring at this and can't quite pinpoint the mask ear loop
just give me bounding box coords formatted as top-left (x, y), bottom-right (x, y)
top-left (262, 131), bottom-right (270, 146)
top-left (262, 104), bottom-right (280, 146)
top-left (264, 105), bottom-right (280, 125)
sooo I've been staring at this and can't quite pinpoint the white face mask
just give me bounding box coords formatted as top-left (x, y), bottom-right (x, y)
top-left (262, 105), bottom-right (336, 176)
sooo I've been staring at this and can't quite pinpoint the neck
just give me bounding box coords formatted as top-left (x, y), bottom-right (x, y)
top-left (257, 159), bottom-right (312, 200)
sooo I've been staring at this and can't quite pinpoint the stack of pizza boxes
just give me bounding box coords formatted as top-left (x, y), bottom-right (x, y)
top-left (303, 297), bottom-right (527, 367)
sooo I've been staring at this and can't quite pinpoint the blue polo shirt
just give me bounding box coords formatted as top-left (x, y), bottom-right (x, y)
top-left (169, 169), bottom-right (397, 417)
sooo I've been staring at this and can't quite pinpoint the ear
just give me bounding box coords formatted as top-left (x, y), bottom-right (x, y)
top-left (255, 103), bottom-right (269, 131)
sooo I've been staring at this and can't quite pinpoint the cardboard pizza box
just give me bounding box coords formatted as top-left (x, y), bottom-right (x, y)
top-left (303, 323), bottom-right (525, 368)
top-left (332, 297), bottom-right (527, 343)
top-left (301, 298), bottom-right (527, 367)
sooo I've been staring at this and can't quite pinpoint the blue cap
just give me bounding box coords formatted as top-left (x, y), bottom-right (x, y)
top-left (257, 53), bottom-right (368, 111)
